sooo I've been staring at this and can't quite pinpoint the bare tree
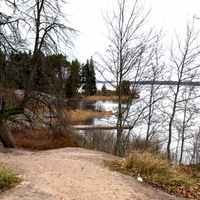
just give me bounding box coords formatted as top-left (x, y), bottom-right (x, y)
top-left (0, 0), bottom-right (77, 148)
top-left (191, 128), bottom-right (200, 164)
top-left (95, 0), bottom-right (163, 156)
top-left (166, 21), bottom-right (200, 160)
top-left (176, 85), bottom-right (198, 164)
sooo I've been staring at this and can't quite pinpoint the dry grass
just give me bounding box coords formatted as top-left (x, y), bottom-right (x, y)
top-left (63, 109), bottom-right (113, 122)
top-left (10, 126), bottom-right (80, 150)
top-left (105, 150), bottom-right (199, 199)
top-left (85, 95), bottom-right (129, 101)
top-left (123, 150), bottom-right (171, 178)
top-left (24, 95), bottom-right (115, 123)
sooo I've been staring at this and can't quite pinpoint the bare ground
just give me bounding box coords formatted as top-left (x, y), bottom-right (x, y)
top-left (0, 147), bottom-right (186, 200)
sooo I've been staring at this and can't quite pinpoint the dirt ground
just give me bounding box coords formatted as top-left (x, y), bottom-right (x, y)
top-left (0, 147), bottom-right (186, 200)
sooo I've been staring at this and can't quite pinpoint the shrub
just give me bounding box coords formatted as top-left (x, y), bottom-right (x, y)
top-left (127, 136), bottom-right (163, 155)
top-left (83, 130), bottom-right (116, 154)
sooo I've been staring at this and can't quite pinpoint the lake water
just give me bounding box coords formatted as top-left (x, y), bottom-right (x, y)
top-left (72, 84), bottom-right (200, 163)
top-left (69, 100), bottom-right (118, 125)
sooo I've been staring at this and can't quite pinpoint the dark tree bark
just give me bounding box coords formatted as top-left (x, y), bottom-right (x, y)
top-left (0, 117), bottom-right (15, 148)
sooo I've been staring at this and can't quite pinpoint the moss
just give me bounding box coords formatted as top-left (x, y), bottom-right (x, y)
top-left (5, 97), bottom-right (17, 110)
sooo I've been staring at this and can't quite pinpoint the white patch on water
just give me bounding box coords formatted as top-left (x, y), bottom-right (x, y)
top-left (89, 84), bottom-right (200, 163)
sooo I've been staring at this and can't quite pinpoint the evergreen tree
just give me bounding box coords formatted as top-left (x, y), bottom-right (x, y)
top-left (45, 54), bottom-right (68, 91)
top-left (7, 51), bottom-right (32, 90)
top-left (81, 57), bottom-right (97, 95)
top-left (102, 84), bottom-right (107, 96)
top-left (121, 80), bottom-right (130, 95)
top-left (65, 74), bottom-right (73, 97)
top-left (65, 59), bottom-right (81, 97)
top-left (81, 60), bottom-right (90, 95)
top-left (89, 57), bottom-right (97, 95)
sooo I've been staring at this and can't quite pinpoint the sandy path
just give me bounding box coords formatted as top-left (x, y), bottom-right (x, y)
top-left (0, 147), bottom-right (185, 200)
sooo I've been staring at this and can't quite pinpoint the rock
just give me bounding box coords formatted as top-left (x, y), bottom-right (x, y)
top-left (137, 177), bottom-right (143, 182)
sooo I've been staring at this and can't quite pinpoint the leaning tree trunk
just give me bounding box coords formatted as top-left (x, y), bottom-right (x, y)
top-left (0, 117), bottom-right (15, 148)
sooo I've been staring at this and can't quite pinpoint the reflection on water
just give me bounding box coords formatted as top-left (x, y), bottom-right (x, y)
top-left (68, 99), bottom-right (119, 111)
top-left (77, 100), bottom-right (119, 111)
top-left (68, 99), bottom-right (119, 126)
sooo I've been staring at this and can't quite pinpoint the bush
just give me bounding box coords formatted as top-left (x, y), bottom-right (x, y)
top-left (127, 136), bottom-right (163, 155)
top-left (83, 130), bottom-right (116, 154)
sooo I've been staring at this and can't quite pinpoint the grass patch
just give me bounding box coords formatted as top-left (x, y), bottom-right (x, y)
top-left (85, 95), bottom-right (129, 101)
top-left (0, 164), bottom-right (20, 193)
top-left (67, 109), bottom-right (113, 122)
top-left (104, 150), bottom-right (200, 199)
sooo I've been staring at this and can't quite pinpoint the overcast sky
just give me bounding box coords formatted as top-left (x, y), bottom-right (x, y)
top-left (66, 0), bottom-right (200, 63)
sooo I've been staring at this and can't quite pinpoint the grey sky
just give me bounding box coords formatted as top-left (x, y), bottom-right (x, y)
top-left (67, 0), bottom-right (200, 63)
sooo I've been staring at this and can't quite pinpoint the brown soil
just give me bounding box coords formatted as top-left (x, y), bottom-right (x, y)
top-left (0, 147), bottom-right (185, 200)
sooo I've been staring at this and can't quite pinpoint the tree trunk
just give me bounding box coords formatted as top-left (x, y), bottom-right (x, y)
top-left (168, 82), bottom-right (181, 160)
top-left (0, 117), bottom-right (15, 148)
top-left (179, 137), bottom-right (184, 165)
top-left (115, 127), bottom-right (123, 156)
top-left (146, 84), bottom-right (154, 145)
top-left (115, 92), bottom-right (123, 157)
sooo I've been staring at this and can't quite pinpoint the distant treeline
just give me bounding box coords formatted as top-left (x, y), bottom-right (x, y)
top-left (132, 81), bottom-right (200, 86)
top-left (96, 80), bottom-right (200, 86)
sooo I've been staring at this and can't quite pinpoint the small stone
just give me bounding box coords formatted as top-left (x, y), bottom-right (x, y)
top-left (137, 177), bottom-right (143, 182)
